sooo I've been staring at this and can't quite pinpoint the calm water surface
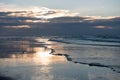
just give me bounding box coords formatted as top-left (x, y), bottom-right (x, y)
top-left (0, 36), bottom-right (120, 80)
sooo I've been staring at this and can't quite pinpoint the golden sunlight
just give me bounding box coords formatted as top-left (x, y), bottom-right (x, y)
top-left (7, 38), bottom-right (67, 66)
top-left (35, 47), bottom-right (52, 57)
top-left (95, 26), bottom-right (106, 29)
top-left (33, 47), bottom-right (66, 65)
top-left (4, 25), bottom-right (30, 29)
top-left (95, 26), bottom-right (113, 29)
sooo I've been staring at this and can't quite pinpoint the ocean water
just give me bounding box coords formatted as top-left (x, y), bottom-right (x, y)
top-left (0, 36), bottom-right (120, 80)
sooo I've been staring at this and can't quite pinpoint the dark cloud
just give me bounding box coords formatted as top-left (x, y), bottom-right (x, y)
top-left (0, 11), bottom-right (120, 37)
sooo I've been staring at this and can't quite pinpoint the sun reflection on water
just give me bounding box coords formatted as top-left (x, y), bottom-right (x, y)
top-left (0, 37), bottom-right (67, 80)
top-left (6, 46), bottom-right (66, 66)
top-left (35, 47), bottom-right (52, 57)
top-left (33, 47), bottom-right (53, 65)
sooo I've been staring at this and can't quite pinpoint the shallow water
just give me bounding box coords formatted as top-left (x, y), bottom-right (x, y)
top-left (0, 36), bottom-right (120, 80)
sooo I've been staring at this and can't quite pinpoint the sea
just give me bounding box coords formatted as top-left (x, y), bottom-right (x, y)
top-left (0, 35), bottom-right (120, 80)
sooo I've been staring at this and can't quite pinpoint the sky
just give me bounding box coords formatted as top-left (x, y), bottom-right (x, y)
top-left (0, 0), bottom-right (120, 37)
top-left (0, 0), bottom-right (120, 16)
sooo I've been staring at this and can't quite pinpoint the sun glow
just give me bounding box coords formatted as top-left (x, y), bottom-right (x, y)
top-left (4, 25), bottom-right (30, 29)
top-left (7, 38), bottom-right (66, 66)
top-left (95, 26), bottom-right (113, 29)
top-left (33, 47), bottom-right (53, 65)
top-left (35, 48), bottom-right (52, 57)
top-left (1, 4), bottom-right (78, 19)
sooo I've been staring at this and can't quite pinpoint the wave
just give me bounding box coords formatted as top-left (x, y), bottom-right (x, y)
top-left (49, 48), bottom-right (120, 73)
top-left (49, 37), bottom-right (120, 47)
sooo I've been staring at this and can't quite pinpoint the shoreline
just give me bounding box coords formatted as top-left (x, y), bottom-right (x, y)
top-left (0, 37), bottom-right (120, 80)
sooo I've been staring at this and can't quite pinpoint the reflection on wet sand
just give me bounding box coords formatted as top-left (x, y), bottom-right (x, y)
top-left (0, 37), bottom-right (67, 80)
top-left (0, 37), bottom-right (67, 68)
top-left (0, 37), bottom-right (120, 80)
top-left (33, 47), bottom-right (67, 65)
top-left (7, 47), bottom-right (67, 66)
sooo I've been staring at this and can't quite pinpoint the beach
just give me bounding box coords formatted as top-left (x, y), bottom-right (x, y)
top-left (0, 36), bottom-right (120, 80)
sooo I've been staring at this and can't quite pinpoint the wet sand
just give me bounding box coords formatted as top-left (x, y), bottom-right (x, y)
top-left (0, 37), bottom-right (120, 80)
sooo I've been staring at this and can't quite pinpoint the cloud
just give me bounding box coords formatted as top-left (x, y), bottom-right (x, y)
top-left (94, 26), bottom-right (113, 29)
top-left (0, 3), bottom-right (120, 37)
top-left (4, 25), bottom-right (30, 29)
top-left (0, 3), bottom-right (79, 19)
top-left (83, 16), bottom-right (120, 20)
top-left (0, 10), bottom-right (120, 28)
